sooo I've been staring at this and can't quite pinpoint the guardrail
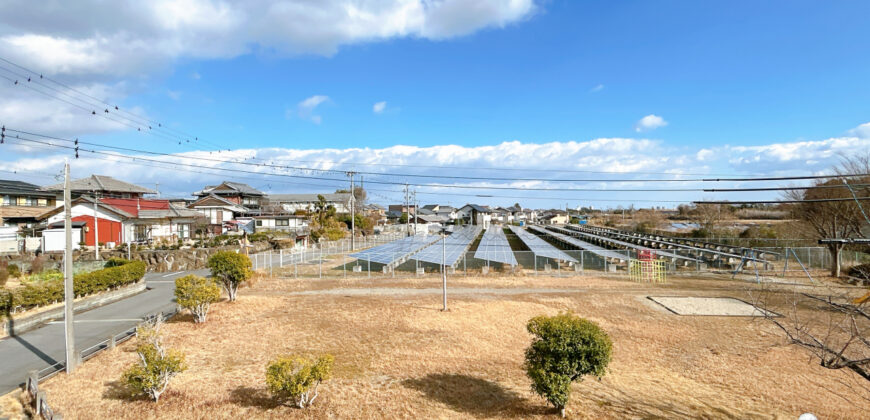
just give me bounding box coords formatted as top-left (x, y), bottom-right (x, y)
top-left (22, 310), bottom-right (176, 419)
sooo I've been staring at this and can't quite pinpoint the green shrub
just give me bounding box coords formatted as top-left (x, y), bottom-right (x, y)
top-left (104, 257), bottom-right (131, 268)
top-left (207, 251), bottom-right (251, 302)
top-left (266, 354), bottom-right (334, 408)
top-left (248, 232), bottom-right (270, 242)
top-left (7, 264), bottom-right (20, 278)
top-left (174, 275), bottom-right (221, 323)
top-left (122, 319), bottom-right (186, 402)
top-left (524, 313), bottom-right (612, 417)
top-left (0, 260), bottom-right (145, 317)
top-left (26, 270), bottom-right (63, 283)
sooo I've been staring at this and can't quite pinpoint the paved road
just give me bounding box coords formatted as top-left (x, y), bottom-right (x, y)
top-left (0, 269), bottom-right (206, 394)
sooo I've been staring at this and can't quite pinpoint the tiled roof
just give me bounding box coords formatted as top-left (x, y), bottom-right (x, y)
top-left (267, 193), bottom-right (353, 203)
top-left (41, 175), bottom-right (157, 194)
top-left (0, 179), bottom-right (55, 197)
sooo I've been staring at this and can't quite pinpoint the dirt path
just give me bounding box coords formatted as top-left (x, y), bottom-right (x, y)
top-left (288, 287), bottom-right (579, 296)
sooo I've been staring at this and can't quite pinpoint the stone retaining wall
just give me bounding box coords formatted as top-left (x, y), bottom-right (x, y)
top-left (1, 242), bottom-right (272, 273)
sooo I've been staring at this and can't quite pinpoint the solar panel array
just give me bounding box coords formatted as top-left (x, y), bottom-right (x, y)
top-left (413, 226), bottom-right (482, 267)
top-left (508, 225), bottom-right (577, 262)
top-left (474, 225), bottom-right (518, 266)
top-left (349, 235), bottom-right (441, 266)
top-left (529, 225), bottom-right (629, 261)
top-left (557, 225), bottom-right (701, 262)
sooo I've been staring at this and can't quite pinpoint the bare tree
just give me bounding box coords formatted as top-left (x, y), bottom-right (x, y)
top-left (786, 154), bottom-right (869, 277)
top-left (689, 203), bottom-right (732, 232)
top-left (753, 284), bottom-right (870, 399)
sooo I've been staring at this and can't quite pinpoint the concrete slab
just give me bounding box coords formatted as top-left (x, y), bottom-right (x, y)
top-left (648, 296), bottom-right (776, 317)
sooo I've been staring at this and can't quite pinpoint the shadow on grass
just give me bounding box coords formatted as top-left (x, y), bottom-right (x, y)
top-left (228, 386), bottom-right (281, 409)
top-left (102, 380), bottom-right (148, 402)
top-left (402, 373), bottom-right (544, 417)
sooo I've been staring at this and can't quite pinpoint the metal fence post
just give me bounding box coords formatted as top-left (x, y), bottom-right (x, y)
top-left (319, 244), bottom-right (322, 279)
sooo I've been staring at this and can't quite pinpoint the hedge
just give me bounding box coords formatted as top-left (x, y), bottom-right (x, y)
top-left (0, 259), bottom-right (146, 317)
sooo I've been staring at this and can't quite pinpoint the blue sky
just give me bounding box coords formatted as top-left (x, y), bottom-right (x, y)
top-left (1, 0), bottom-right (869, 207)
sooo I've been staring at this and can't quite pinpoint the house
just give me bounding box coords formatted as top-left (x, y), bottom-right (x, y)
top-left (388, 204), bottom-right (417, 215)
top-left (539, 211), bottom-right (569, 225)
top-left (267, 193), bottom-right (354, 214)
top-left (194, 181), bottom-right (264, 210)
top-left (41, 175), bottom-right (157, 200)
top-left (188, 194), bottom-right (249, 234)
top-left (39, 197), bottom-right (207, 247)
top-left (39, 196), bottom-right (132, 247)
top-left (0, 179), bottom-right (57, 230)
top-left (253, 215), bottom-right (309, 244)
top-left (457, 204), bottom-right (492, 228)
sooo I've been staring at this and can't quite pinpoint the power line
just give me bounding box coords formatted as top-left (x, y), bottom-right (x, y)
top-left (6, 127), bottom-right (869, 192)
top-left (0, 56), bottom-right (225, 150)
top-left (694, 198), bottom-right (870, 205)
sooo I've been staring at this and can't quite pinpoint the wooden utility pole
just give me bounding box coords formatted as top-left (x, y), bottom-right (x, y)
top-left (63, 162), bottom-right (77, 373)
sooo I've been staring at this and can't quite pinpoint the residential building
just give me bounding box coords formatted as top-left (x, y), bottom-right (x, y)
top-left (539, 211), bottom-right (569, 225)
top-left (41, 174), bottom-right (157, 200)
top-left (388, 204), bottom-right (417, 215)
top-left (0, 179), bottom-right (57, 229)
top-left (39, 197), bottom-right (206, 246)
top-left (194, 181), bottom-right (265, 209)
top-left (188, 194), bottom-right (249, 234)
top-left (267, 193), bottom-right (354, 214)
top-left (457, 204), bottom-right (492, 228)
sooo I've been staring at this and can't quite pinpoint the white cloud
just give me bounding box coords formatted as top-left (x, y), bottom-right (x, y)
top-left (373, 101), bottom-right (387, 114)
top-left (4, 129), bottom-right (870, 207)
top-left (0, 1), bottom-right (538, 78)
top-left (848, 122), bottom-right (870, 138)
top-left (590, 84), bottom-right (604, 93)
top-left (167, 89), bottom-right (182, 100)
top-left (294, 94), bottom-right (329, 124)
top-left (191, 72), bottom-right (201, 80)
top-left (634, 114), bottom-right (667, 132)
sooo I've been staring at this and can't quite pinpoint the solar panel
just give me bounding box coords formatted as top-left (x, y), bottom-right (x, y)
top-left (508, 225), bottom-right (577, 262)
top-left (529, 225), bottom-right (629, 261)
top-left (555, 225), bottom-right (701, 262)
top-left (413, 226), bottom-right (482, 267)
top-left (349, 235), bottom-right (440, 266)
top-left (474, 225), bottom-right (518, 266)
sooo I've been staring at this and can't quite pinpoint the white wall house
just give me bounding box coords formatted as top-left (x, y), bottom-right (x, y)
top-left (267, 193), bottom-right (354, 214)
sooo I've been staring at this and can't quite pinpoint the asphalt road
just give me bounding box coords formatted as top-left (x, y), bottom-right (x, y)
top-left (0, 269), bottom-right (206, 394)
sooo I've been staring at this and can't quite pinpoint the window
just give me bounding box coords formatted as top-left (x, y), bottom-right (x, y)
top-left (0, 195), bottom-right (7, 206)
top-left (177, 224), bottom-right (190, 239)
top-left (276, 219), bottom-right (289, 226)
top-left (37, 198), bottom-right (48, 206)
top-left (16, 196), bottom-right (27, 206)
top-left (243, 197), bottom-right (259, 205)
top-left (256, 220), bottom-right (263, 226)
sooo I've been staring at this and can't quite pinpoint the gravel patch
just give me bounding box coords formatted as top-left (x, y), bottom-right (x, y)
top-left (648, 296), bottom-right (776, 316)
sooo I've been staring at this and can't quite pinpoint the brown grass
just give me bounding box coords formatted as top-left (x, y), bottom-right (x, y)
top-left (22, 274), bottom-right (870, 419)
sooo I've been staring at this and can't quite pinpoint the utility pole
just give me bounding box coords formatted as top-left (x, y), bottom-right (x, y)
top-left (63, 162), bottom-right (77, 373)
top-left (404, 184), bottom-right (410, 237)
top-left (413, 189), bottom-right (418, 236)
top-left (441, 232), bottom-right (448, 311)
top-left (93, 190), bottom-right (100, 260)
top-left (349, 171), bottom-right (355, 251)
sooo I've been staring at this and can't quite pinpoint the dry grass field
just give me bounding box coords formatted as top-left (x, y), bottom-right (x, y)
top-left (11, 273), bottom-right (870, 419)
